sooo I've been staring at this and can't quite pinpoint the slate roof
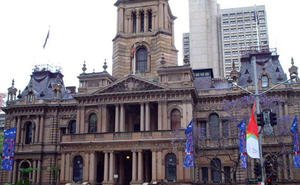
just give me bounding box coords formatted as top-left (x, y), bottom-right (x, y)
top-left (238, 52), bottom-right (287, 87)
top-left (194, 77), bottom-right (230, 90)
top-left (194, 52), bottom-right (287, 91)
top-left (19, 70), bottom-right (73, 100)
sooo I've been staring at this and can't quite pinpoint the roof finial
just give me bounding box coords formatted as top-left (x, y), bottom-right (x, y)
top-left (12, 79), bottom-right (15, 87)
top-left (82, 61), bottom-right (87, 74)
top-left (291, 57), bottom-right (294, 66)
top-left (103, 59), bottom-right (108, 72)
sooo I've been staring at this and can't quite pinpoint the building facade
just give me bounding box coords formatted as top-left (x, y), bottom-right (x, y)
top-left (220, 5), bottom-right (269, 76)
top-left (189, 0), bottom-right (224, 78)
top-left (182, 33), bottom-right (190, 61)
top-left (1, 1), bottom-right (300, 185)
top-left (0, 113), bottom-right (4, 132)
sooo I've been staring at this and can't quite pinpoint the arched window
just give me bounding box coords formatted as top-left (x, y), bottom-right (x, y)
top-left (209, 114), bottom-right (220, 139)
top-left (261, 75), bottom-right (269, 88)
top-left (73, 156), bottom-right (83, 183)
top-left (140, 11), bottom-right (144, 32)
top-left (69, 120), bottom-right (76, 134)
top-left (148, 10), bottom-right (152, 31)
top-left (171, 109), bottom-right (181, 130)
top-left (25, 122), bottom-right (33, 144)
top-left (132, 12), bottom-right (137, 33)
top-left (165, 153), bottom-right (177, 182)
top-left (88, 113), bottom-right (97, 133)
top-left (211, 158), bottom-right (222, 183)
top-left (20, 161), bottom-right (30, 180)
top-left (136, 47), bottom-right (148, 72)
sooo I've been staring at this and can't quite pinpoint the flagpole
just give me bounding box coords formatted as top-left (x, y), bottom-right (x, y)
top-left (252, 55), bottom-right (265, 185)
top-left (255, 5), bottom-right (260, 52)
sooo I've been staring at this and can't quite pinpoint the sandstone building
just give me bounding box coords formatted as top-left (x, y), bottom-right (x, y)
top-left (1, 0), bottom-right (300, 185)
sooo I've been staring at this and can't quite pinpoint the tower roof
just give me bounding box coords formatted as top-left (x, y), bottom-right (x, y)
top-left (114, 0), bottom-right (144, 6)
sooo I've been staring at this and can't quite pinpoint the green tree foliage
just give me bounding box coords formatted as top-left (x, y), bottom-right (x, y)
top-left (0, 132), bottom-right (4, 163)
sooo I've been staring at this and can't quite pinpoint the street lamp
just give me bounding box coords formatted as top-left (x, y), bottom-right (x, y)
top-left (227, 55), bottom-right (298, 185)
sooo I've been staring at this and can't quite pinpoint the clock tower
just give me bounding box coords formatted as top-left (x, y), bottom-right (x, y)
top-left (113, 0), bottom-right (178, 79)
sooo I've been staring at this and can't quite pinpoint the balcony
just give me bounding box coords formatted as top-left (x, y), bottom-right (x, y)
top-left (61, 130), bottom-right (185, 144)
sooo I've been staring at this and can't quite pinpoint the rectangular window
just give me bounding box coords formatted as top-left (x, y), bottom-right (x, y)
top-left (222, 120), bottom-right (229, 138)
top-left (200, 121), bottom-right (207, 138)
top-left (225, 59), bottom-right (231, 63)
top-left (224, 166), bottom-right (231, 183)
top-left (202, 167), bottom-right (208, 184)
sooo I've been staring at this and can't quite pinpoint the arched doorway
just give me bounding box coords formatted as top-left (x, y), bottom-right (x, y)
top-left (73, 156), bottom-right (83, 183)
top-left (165, 153), bottom-right (177, 182)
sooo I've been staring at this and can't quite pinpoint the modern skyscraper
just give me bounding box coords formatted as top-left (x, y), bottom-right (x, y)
top-left (220, 5), bottom-right (269, 76)
top-left (189, 0), bottom-right (224, 78)
top-left (182, 33), bottom-right (190, 61)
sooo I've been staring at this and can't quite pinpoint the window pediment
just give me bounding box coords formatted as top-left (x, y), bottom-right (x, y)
top-left (92, 76), bottom-right (166, 95)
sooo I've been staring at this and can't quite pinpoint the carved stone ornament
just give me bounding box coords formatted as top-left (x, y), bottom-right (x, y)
top-left (101, 77), bottom-right (164, 93)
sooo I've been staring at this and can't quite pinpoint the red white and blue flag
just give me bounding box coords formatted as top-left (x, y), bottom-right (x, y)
top-left (1, 127), bottom-right (16, 171)
top-left (184, 120), bottom-right (194, 167)
top-left (238, 120), bottom-right (247, 168)
top-left (290, 116), bottom-right (300, 168)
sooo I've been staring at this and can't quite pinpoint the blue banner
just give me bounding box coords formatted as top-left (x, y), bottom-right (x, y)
top-left (184, 120), bottom-right (194, 168)
top-left (1, 127), bottom-right (16, 171)
top-left (237, 120), bottom-right (247, 169)
top-left (290, 116), bottom-right (300, 168)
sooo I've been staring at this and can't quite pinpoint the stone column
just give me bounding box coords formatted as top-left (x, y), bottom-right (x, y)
top-left (137, 12), bottom-right (140, 33)
top-left (140, 103), bottom-right (145, 131)
top-left (97, 106), bottom-right (102, 133)
top-left (109, 152), bottom-right (115, 182)
top-left (157, 151), bottom-right (162, 180)
top-left (37, 160), bottom-right (41, 183)
top-left (152, 150), bottom-right (157, 181)
top-left (283, 154), bottom-right (288, 179)
top-left (279, 103), bottom-right (284, 118)
top-left (288, 153), bottom-right (294, 179)
top-left (284, 103), bottom-right (289, 116)
top-left (32, 160), bottom-right (36, 183)
top-left (35, 116), bottom-right (40, 143)
top-left (83, 153), bottom-right (90, 181)
top-left (65, 154), bottom-right (70, 182)
top-left (12, 161), bottom-right (17, 183)
top-left (178, 151), bottom-right (184, 181)
top-left (80, 107), bottom-right (85, 133)
top-left (102, 105), bottom-right (108, 132)
top-left (129, 17), bottom-right (132, 33)
top-left (158, 102), bottom-right (162, 130)
top-left (60, 153), bottom-right (65, 182)
top-left (164, 3), bottom-right (168, 29)
top-left (120, 104), bottom-right (125, 132)
top-left (158, 2), bottom-right (163, 29)
top-left (250, 159), bottom-right (255, 178)
top-left (89, 152), bottom-right (96, 183)
top-left (162, 101), bottom-right (169, 130)
top-left (16, 117), bottom-right (21, 144)
top-left (115, 105), bottom-right (120, 132)
top-left (39, 115), bottom-right (44, 142)
top-left (132, 151), bottom-right (137, 182)
top-left (76, 107), bottom-right (81, 134)
top-left (145, 103), bottom-right (150, 131)
top-left (144, 12), bottom-right (148, 32)
top-left (104, 152), bottom-right (109, 182)
top-left (138, 150), bottom-right (143, 182)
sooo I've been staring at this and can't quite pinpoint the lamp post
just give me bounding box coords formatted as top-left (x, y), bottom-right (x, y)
top-left (228, 55), bottom-right (297, 185)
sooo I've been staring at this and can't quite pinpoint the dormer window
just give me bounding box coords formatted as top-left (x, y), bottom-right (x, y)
top-left (27, 92), bottom-right (34, 103)
top-left (261, 75), bottom-right (269, 88)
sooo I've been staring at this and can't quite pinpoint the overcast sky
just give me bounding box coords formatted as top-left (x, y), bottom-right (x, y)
top-left (0, 0), bottom-right (299, 95)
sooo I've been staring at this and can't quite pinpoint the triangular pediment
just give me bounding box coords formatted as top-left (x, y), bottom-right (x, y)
top-left (92, 75), bottom-right (167, 95)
